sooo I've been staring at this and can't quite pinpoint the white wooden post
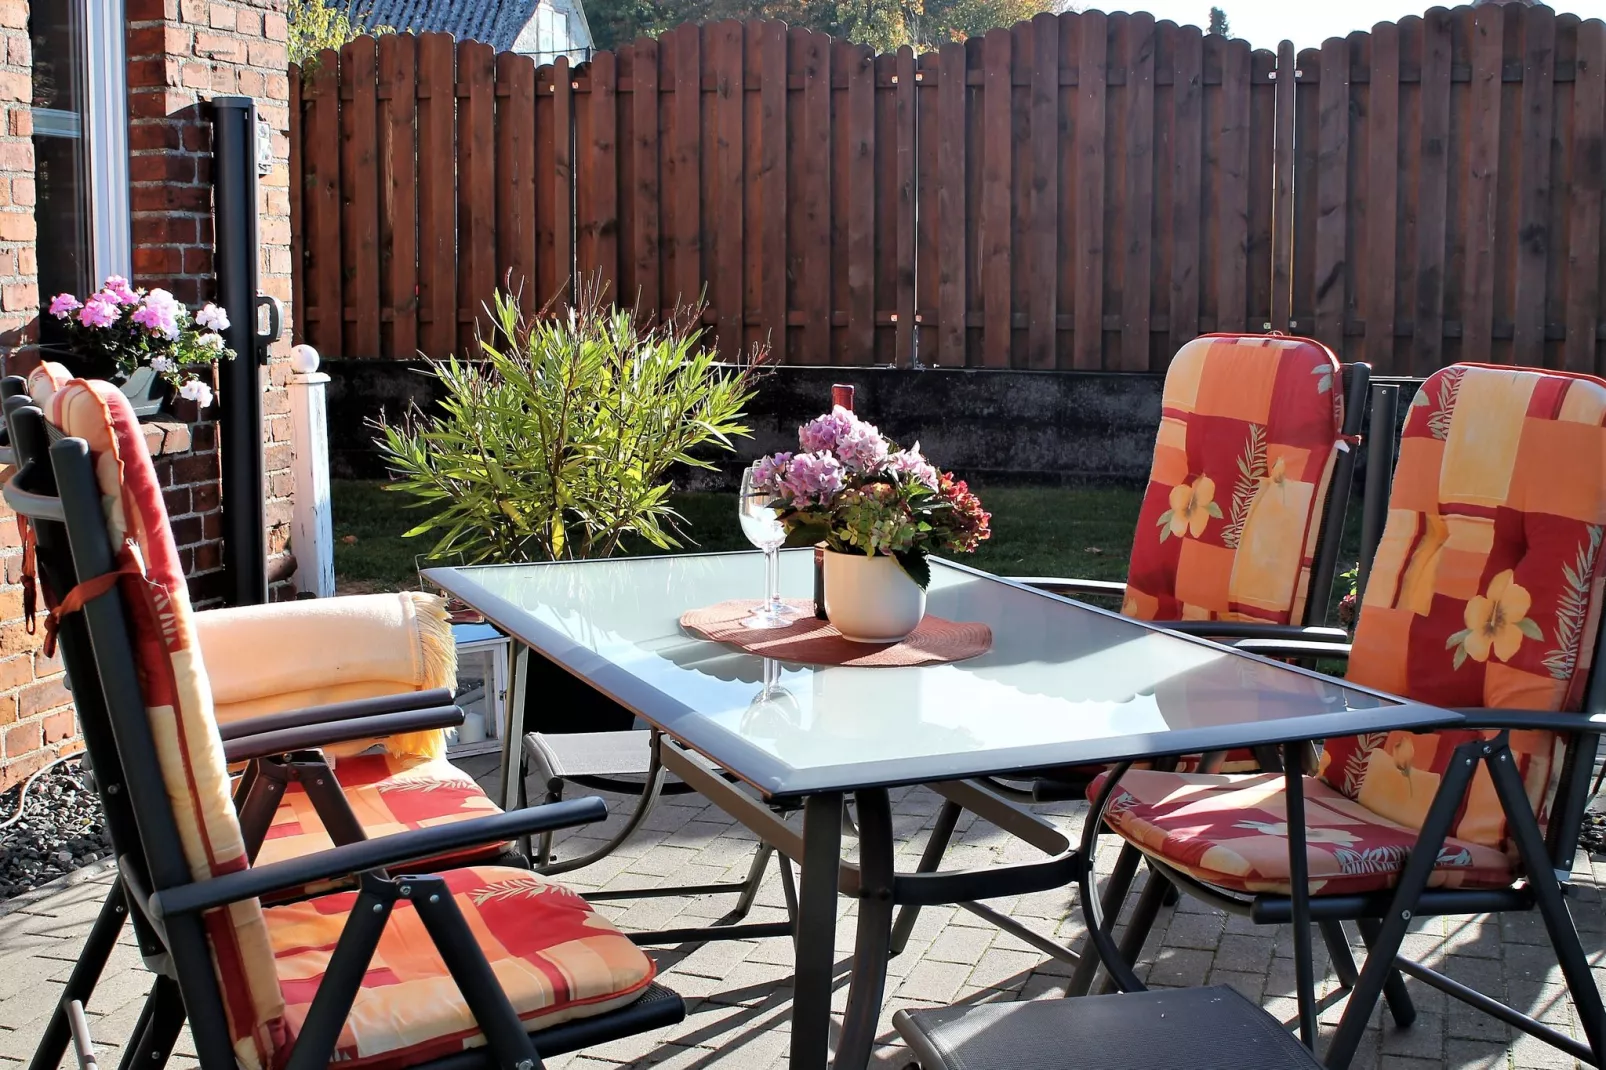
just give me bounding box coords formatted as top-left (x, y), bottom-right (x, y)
top-left (288, 344), bottom-right (335, 598)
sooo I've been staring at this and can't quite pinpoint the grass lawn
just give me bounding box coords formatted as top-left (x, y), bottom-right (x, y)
top-left (331, 480), bottom-right (1143, 595)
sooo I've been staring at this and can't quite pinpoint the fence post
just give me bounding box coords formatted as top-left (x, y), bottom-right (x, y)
top-left (1270, 38), bottom-right (1297, 334)
top-left (288, 343), bottom-right (335, 598)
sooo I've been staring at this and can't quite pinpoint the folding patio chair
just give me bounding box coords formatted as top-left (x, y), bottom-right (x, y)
top-left (4, 379), bottom-right (684, 1069)
top-left (2, 373), bottom-right (538, 1070)
top-left (892, 335), bottom-right (1373, 965)
top-left (1079, 363), bottom-right (1606, 1067)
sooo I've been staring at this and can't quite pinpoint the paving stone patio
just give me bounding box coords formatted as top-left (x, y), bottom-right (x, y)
top-left (2, 768), bottom-right (1604, 1070)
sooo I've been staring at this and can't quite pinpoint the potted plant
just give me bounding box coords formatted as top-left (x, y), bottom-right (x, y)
top-left (752, 407), bottom-right (990, 642)
top-left (47, 277), bottom-right (231, 417)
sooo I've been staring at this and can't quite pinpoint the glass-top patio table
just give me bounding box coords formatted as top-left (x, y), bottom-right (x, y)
top-left (425, 550), bottom-right (1464, 1070)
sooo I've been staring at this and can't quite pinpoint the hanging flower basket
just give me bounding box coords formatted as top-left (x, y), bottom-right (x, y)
top-left (47, 276), bottom-right (230, 418)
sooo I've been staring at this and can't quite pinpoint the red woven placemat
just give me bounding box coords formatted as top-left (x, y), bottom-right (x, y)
top-left (680, 599), bottom-right (992, 667)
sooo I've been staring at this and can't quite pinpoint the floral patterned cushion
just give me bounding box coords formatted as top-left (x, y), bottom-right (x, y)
top-left (255, 755), bottom-right (508, 898)
top-left (1088, 768), bottom-right (1514, 896)
top-left (1123, 335), bottom-right (1344, 625)
top-left (1323, 365), bottom-right (1606, 849)
top-left (269, 866), bottom-right (656, 1070)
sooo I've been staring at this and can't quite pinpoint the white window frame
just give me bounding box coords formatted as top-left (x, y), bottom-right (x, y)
top-left (80, 0), bottom-right (130, 281)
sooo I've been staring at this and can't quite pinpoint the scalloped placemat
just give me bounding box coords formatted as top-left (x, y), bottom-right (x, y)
top-left (680, 599), bottom-right (992, 667)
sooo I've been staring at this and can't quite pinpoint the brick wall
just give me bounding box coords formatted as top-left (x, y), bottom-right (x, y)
top-left (125, 0), bottom-right (296, 604)
top-left (0, 0), bottom-right (298, 788)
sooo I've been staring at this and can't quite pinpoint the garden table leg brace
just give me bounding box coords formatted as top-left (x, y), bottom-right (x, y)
top-left (659, 739), bottom-right (1081, 1070)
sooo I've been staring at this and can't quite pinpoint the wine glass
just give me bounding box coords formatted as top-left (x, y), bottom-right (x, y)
top-left (739, 464), bottom-right (798, 628)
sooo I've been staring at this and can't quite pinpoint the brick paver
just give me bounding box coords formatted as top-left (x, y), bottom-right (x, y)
top-left (2, 770), bottom-right (1603, 1070)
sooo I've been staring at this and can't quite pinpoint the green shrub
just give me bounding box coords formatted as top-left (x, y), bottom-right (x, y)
top-left (374, 291), bottom-right (762, 564)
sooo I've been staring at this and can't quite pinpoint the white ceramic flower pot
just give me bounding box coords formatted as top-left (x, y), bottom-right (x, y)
top-left (823, 549), bottom-right (927, 643)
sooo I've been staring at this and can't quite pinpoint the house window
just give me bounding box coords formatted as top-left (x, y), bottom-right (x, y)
top-left (32, 0), bottom-right (129, 313)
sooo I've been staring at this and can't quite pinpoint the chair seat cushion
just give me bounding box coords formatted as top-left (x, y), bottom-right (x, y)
top-left (257, 755), bottom-right (508, 879)
top-left (268, 865), bottom-right (656, 1070)
top-left (894, 985), bottom-right (1322, 1069)
top-left (1089, 768), bottom-right (1515, 896)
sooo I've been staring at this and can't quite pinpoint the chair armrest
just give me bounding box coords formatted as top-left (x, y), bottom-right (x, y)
top-left (1450, 708), bottom-right (1606, 733)
top-left (216, 688), bottom-right (456, 741)
top-left (1009, 577), bottom-right (1127, 597)
top-left (1164, 622), bottom-right (1351, 642)
top-left (1229, 638), bottom-right (1353, 659)
top-left (149, 797), bottom-right (608, 918)
top-left (220, 705), bottom-right (464, 763)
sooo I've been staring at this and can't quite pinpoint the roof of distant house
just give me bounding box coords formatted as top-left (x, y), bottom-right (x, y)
top-left (345, 0), bottom-right (589, 53)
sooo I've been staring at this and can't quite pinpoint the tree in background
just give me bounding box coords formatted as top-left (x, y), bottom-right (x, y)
top-left (1207, 6), bottom-right (1231, 37)
top-left (587, 0), bottom-right (1062, 53)
top-left (288, 0), bottom-right (393, 65)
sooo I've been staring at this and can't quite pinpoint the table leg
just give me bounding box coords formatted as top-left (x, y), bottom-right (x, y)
top-left (793, 793), bottom-right (844, 1070)
top-left (835, 789), bottom-right (894, 1069)
top-left (500, 644), bottom-right (530, 814)
top-left (1282, 742), bottom-right (1317, 1049)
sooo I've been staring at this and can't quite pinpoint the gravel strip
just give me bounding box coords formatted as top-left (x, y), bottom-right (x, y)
top-left (0, 758), bottom-right (114, 904)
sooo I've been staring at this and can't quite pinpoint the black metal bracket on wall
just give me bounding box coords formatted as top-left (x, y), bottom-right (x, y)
top-left (210, 96), bottom-right (281, 606)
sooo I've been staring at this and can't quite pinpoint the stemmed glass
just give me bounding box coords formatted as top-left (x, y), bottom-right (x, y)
top-left (739, 463), bottom-right (798, 629)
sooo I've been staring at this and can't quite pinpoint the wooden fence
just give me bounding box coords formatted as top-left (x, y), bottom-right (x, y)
top-left (290, 5), bottom-right (1606, 376)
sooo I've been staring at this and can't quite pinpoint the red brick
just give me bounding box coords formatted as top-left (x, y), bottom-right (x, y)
top-left (0, 141), bottom-right (31, 171)
top-left (202, 511), bottom-right (223, 540)
top-left (0, 621), bottom-right (38, 657)
top-left (129, 184), bottom-right (210, 213)
top-left (125, 0), bottom-right (180, 19)
top-left (171, 452), bottom-right (219, 485)
top-left (41, 709), bottom-right (75, 744)
top-left (130, 153), bottom-right (196, 183)
top-left (193, 32), bottom-right (247, 62)
top-left (4, 718), bottom-right (40, 758)
top-left (10, 178), bottom-right (32, 206)
top-left (19, 675), bottom-right (71, 719)
top-left (0, 212), bottom-right (32, 242)
top-left (0, 654), bottom-right (31, 691)
top-left (9, 33), bottom-right (29, 66)
top-left (208, 3), bottom-right (235, 29)
top-left (170, 515), bottom-right (203, 547)
top-left (128, 123), bottom-right (181, 152)
top-left (133, 246), bottom-right (184, 276)
top-left (0, 70), bottom-right (28, 102)
top-left (0, 1), bottom-right (26, 29)
top-left (32, 646), bottom-right (61, 678)
top-left (191, 422), bottom-right (216, 452)
top-left (1, 283), bottom-right (34, 311)
top-left (182, 247), bottom-right (212, 274)
top-left (193, 539), bottom-right (222, 572)
top-left (263, 11), bottom-right (287, 40)
top-left (8, 106), bottom-right (31, 138)
top-left (164, 485), bottom-right (192, 519)
top-left (0, 746), bottom-right (52, 792)
top-left (0, 692), bottom-right (16, 727)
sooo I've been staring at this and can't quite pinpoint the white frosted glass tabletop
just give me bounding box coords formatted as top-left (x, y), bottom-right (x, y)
top-left (425, 551), bottom-right (1459, 799)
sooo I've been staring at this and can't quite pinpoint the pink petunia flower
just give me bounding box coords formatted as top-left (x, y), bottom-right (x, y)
top-left (131, 288), bottom-right (181, 339)
top-left (102, 275), bottom-right (140, 305)
top-left (77, 295), bottom-right (121, 329)
top-left (48, 293), bottom-right (81, 319)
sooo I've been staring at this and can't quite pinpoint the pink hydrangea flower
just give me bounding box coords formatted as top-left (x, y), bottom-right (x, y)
top-left (782, 451), bottom-right (845, 505)
top-left (77, 294), bottom-right (121, 329)
top-left (834, 419), bottom-right (888, 471)
top-left (753, 452), bottom-right (792, 495)
top-left (48, 293), bottom-right (81, 319)
top-left (798, 406), bottom-right (859, 454)
top-left (887, 446), bottom-right (939, 490)
top-left (102, 276), bottom-right (140, 305)
top-left (131, 288), bottom-right (181, 339)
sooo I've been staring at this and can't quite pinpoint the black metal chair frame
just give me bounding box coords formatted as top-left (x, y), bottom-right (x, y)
top-left (1073, 380), bottom-right (1606, 1067)
top-left (2, 391), bottom-right (684, 1070)
top-left (889, 362), bottom-right (1376, 965)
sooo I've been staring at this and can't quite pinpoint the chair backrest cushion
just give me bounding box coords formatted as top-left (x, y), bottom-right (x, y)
top-left (1323, 364), bottom-right (1606, 849)
top-left (46, 377), bottom-right (288, 1069)
top-left (1122, 335), bottom-right (1345, 625)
